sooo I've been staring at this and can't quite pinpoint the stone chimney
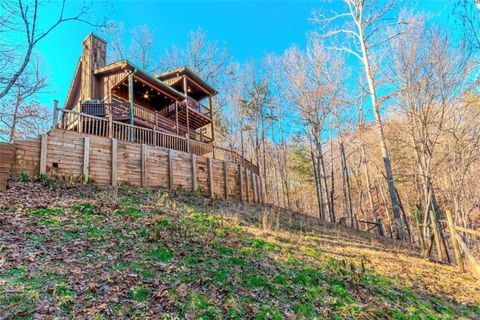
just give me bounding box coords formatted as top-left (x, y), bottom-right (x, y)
top-left (80, 33), bottom-right (106, 101)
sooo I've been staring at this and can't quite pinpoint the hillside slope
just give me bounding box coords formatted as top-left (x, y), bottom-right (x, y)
top-left (0, 179), bottom-right (479, 319)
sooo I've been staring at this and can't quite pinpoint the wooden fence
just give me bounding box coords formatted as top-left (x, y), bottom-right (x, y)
top-left (0, 143), bottom-right (16, 190)
top-left (56, 107), bottom-right (259, 174)
top-left (0, 129), bottom-right (265, 204)
top-left (418, 209), bottom-right (480, 277)
top-left (444, 211), bottom-right (480, 276)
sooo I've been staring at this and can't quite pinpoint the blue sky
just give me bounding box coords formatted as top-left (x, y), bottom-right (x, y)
top-left (33, 0), bottom-right (455, 108)
top-left (36, 0), bottom-right (319, 107)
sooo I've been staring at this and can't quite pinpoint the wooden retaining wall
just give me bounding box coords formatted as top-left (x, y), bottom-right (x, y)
top-left (0, 129), bottom-right (265, 204)
top-left (0, 143), bottom-right (16, 190)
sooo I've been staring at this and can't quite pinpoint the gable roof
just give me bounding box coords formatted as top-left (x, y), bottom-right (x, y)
top-left (64, 58), bottom-right (82, 108)
top-left (155, 66), bottom-right (218, 96)
top-left (94, 60), bottom-right (187, 100)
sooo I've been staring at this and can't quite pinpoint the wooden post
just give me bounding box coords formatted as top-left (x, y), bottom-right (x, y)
top-left (153, 126), bottom-right (157, 147)
top-left (238, 164), bottom-right (243, 203)
top-left (51, 100), bottom-right (59, 129)
top-left (186, 105), bottom-right (190, 142)
top-left (39, 134), bottom-right (48, 175)
top-left (129, 72), bottom-right (135, 142)
top-left (258, 176), bottom-right (263, 204)
top-left (258, 175), bottom-right (263, 204)
top-left (261, 176), bottom-right (266, 204)
top-left (108, 113), bottom-right (113, 139)
top-left (223, 161), bottom-right (228, 199)
top-left (429, 210), bottom-right (444, 261)
top-left (454, 232), bottom-right (480, 276)
top-left (255, 174), bottom-right (259, 203)
top-left (186, 134), bottom-right (190, 154)
top-left (168, 149), bottom-right (173, 190)
top-left (141, 144), bottom-right (147, 187)
top-left (183, 77), bottom-right (188, 96)
top-left (83, 137), bottom-right (90, 180)
top-left (252, 173), bottom-right (257, 203)
top-left (183, 77), bottom-right (190, 140)
top-left (415, 208), bottom-right (426, 253)
top-left (175, 101), bottom-right (179, 135)
top-left (245, 169), bottom-right (250, 203)
top-left (111, 138), bottom-right (117, 186)
top-left (78, 112), bottom-right (83, 133)
top-left (209, 95), bottom-right (214, 142)
top-left (208, 157), bottom-right (214, 198)
top-left (376, 218), bottom-right (385, 237)
top-left (191, 153), bottom-right (197, 191)
top-left (446, 210), bottom-right (464, 272)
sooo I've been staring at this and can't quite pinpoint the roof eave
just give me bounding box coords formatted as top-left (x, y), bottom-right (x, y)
top-left (155, 66), bottom-right (218, 96)
top-left (93, 60), bottom-right (187, 100)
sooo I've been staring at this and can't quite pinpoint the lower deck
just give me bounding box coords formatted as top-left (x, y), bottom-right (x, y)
top-left (80, 100), bottom-right (212, 143)
top-left (56, 107), bottom-right (259, 174)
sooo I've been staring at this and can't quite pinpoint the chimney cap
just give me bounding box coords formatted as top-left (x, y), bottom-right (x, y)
top-left (83, 32), bottom-right (107, 45)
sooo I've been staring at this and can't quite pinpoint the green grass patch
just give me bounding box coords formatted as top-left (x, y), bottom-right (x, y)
top-left (130, 287), bottom-right (150, 302)
top-left (72, 202), bottom-right (96, 216)
top-left (293, 302), bottom-right (317, 318)
top-left (146, 247), bottom-right (175, 263)
top-left (245, 275), bottom-right (268, 289)
top-left (116, 204), bottom-right (143, 218)
top-left (28, 207), bottom-right (64, 216)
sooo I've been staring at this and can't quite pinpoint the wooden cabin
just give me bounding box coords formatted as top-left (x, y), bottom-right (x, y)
top-left (64, 33), bottom-right (216, 153)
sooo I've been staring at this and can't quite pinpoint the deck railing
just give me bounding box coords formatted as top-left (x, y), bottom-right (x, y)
top-left (55, 107), bottom-right (259, 173)
top-left (184, 97), bottom-right (212, 118)
top-left (58, 108), bottom-right (210, 155)
top-left (81, 101), bottom-right (213, 143)
top-left (161, 97), bottom-right (212, 119)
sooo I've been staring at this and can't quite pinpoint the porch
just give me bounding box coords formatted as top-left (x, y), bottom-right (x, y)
top-left (80, 98), bottom-right (213, 143)
top-left (88, 62), bottom-right (216, 146)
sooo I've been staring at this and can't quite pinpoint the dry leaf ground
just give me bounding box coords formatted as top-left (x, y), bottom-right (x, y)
top-left (0, 178), bottom-right (479, 319)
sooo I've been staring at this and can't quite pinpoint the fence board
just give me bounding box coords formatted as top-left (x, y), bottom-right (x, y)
top-left (3, 129), bottom-right (265, 206)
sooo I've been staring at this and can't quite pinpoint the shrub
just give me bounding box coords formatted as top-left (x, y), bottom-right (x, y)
top-left (53, 283), bottom-right (74, 305)
top-left (39, 173), bottom-right (51, 185)
top-left (20, 172), bottom-right (29, 182)
top-left (79, 174), bottom-right (93, 184)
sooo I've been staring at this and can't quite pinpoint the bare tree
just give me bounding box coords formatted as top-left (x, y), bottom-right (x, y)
top-left (389, 17), bottom-right (476, 254)
top-left (160, 28), bottom-right (229, 92)
top-left (0, 0), bottom-right (104, 100)
top-left (102, 22), bottom-right (156, 72)
top-left (281, 39), bottom-right (345, 222)
top-left (454, 0), bottom-right (480, 51)
top-left (263, 55), bottom-right (294, 210)
top-left (313, 0), bottom-right (407, 239)
top-left (0, 57), bottom-right (49, 142)
top-left (160, 28), bottom-right (231, 145)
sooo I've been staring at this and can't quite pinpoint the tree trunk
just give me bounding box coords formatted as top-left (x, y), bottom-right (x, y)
top-left (357, 19), bottom-right (404, 239)
top-left (340, 140), bottom-right (354, 228)
top-left (8, 96), bottom-right (22, 143)
top-left (315, 139), bottom-right (332, 222)
top-left (360, 130), bottom-right (376, 221)
top-left (310, 139), bottom-right (324, 219)
top-left (240, 125), bottom-right (245, 168)
top-left (329, 120), bottom-right (336, 223)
